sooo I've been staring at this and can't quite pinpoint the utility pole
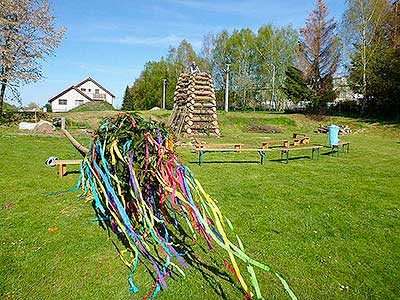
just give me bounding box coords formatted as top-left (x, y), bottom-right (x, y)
top-left (162, 78), bottom-right (167, 109)
top-left (224, 63), bottom-right (230, 112)
top-left (271, 64), bottom-right (276, 111)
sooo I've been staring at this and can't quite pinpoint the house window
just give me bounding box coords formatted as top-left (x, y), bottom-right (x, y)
top-left (75, 99), bottom-right (84, 106)
top-left (81, 88), bottom-right (86, 91)
top-left (59, 99), bottom-right (67, 105)
top-left (88, 89), bottom-right (91, 92)
top-left (95, 89), bottom-right (99, 93)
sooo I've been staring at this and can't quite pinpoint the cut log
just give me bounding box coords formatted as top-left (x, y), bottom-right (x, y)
top-left (184, 124), bottom-right (219, 130)
top-left (191, 96), bottom-right (215, 102)
top-left (194, 91), bottom-right (215, 97)
top-left (190, 101), bottom-right (216, 107)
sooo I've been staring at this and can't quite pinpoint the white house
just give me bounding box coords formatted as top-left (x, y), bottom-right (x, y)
top-left (48, 77), bottom-right (115, 112)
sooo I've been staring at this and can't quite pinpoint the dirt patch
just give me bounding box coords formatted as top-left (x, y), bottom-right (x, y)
top-left (247, 123), bottom-right (282, 133)
top-left (305, 114), bottom-right (328, 122)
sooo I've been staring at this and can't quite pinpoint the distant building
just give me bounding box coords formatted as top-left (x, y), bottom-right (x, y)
top-left (48, 77), bottom-right (115, 112)
top-left (333, 77), bottom-right (361, 103)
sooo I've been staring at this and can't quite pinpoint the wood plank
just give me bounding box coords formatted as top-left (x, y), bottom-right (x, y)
top-left (55, 159), bottom-right (82, 165)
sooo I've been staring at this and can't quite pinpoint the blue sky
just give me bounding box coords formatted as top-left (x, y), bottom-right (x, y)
top-left (19, 0), bottom-right (346, 108)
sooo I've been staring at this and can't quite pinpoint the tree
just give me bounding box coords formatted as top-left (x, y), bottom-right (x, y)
top-left (129, 40), bottom-right (206, 110)
top-left (0, 0), bottom-right (65, 114)
top-left (298, 0), bottom-right (340, 109)
top-left (283, 66), bottom-right (314, 105)
top-left (346, 0), bottom-right (400, 117)
top-left (121, 85), bottom-right (134, 111)
top-left (130, 60), bottom-right (171, 110)
top-left (255, 25), bottom-right (298, 110)
top-left (204, 25), bottom-right (297, 111)
top-left (342, 0), bottom-right (392, 113)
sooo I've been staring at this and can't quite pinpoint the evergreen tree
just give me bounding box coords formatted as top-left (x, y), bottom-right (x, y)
top-left (283, 66), bottom-right (314, 104)
top-left (298, 0), bottom-right (340, 109)
top-left (121, 86), bottom-right (134, 111)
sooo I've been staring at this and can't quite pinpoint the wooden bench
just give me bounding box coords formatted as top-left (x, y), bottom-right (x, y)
top-left (279, 146), bottom-right (323, 164)
top-left (262, 139), bottom-right (290, 149)
top-left (196, 143), bottom-right (244, 150)
top-left (193, 147), bottom-right (271, 166)
top-left (55, 159), bottom-right (82, 177)
top-left (293, 133), bottom-right (311, 146)
top-left (330, 141), bottom-right (350, 157)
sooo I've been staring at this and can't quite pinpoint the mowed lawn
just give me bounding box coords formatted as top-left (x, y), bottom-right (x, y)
top-left (1, 112), bottom-right (399, 300)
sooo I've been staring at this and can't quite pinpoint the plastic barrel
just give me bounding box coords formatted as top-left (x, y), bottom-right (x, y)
top-left (328, 125), bottom-right (340, 146)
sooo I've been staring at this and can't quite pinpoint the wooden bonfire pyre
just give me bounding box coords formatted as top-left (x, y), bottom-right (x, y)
top-left (169, 72), bottom-right (220, 137)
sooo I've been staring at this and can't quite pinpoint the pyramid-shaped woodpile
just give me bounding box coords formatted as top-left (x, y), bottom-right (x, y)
top-left (169, 72), bottom-right (220, 137)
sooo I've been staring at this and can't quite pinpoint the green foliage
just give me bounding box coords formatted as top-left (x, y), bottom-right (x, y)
top-left (69, 101), bottom-right (114, 112)
top-left (0, 111), bottom-right (49, 125)
top-left (127, 26), bottom-right (298, 112)
top-left (121, 86), bottom-right (134, 111)
top-left (344, 0), bottom-right (399, 118)
top-left (343, 0), bottom-right (395, 117)
top-left (3, 102), bottom-right (18, 112)
top-left (206, 25), bottom-right (298, 110)
top-left (129, 40), bottom-right (208, 110)
top-left (283, 66), bottom-right (313, 104)
top-left (349, 45), bottom-right (400, 118)
top-left (130, 60), bottom-right (170, 110)
top-left (44, 103), bottom-right (52, 112)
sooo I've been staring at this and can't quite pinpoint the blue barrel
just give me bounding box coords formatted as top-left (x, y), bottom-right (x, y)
top-left (328, 125), bottom-right (340, 146)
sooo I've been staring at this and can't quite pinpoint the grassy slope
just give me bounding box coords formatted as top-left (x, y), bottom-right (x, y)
top-left (0, 111), bottom-right (399, 300)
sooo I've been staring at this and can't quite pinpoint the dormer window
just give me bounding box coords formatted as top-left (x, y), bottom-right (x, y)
top-left (88, 89), bottom-right (91, 92)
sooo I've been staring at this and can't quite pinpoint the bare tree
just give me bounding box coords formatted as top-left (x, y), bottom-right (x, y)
top-left (298, 0), bottom-right (340, 107)
top-left (0, 0), bottom-right (65, 113)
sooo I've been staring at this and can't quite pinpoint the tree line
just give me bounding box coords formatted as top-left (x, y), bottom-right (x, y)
top-left (123, 0), bottom-right (399, 119)
top-left (0, 0), bottom-right (398, 119)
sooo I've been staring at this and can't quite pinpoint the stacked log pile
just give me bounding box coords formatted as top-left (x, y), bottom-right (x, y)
top-left (317, 125), bottom-right (352, 135)
top-left (169, 72), bottom-right (220, 137)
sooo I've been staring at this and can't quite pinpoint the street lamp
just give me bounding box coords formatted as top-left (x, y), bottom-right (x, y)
top-left (224, 63), bottom-right (230, 112)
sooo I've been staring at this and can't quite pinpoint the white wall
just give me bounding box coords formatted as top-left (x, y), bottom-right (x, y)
top-left (51, 89), bottom-right (90, 112)
top-left (78, 81), bottom-right (114, 105)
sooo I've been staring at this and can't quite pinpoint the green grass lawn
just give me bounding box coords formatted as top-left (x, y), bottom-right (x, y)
top-left (1, 111), bottom-right (399, 299)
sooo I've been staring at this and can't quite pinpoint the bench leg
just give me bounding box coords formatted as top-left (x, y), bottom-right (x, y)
top-left (199, 151), bottom-right (204, 166)
top-left (286, 150), bottom-right (289, 164)
top-left (311, 148), bottom-right (314, 160)
top-left (59, 164), bottom-right (67, 177)
top-left (259, 151), bottom-right (267, 165)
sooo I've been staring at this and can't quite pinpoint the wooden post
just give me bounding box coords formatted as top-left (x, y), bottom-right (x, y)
top-left (61, 117), bottom-right (66, 130)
